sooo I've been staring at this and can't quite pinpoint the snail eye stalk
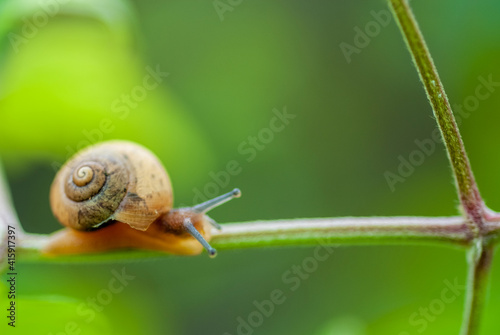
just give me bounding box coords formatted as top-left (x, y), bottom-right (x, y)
top-left (192, 188), bottom-right (241, 214)
top-left (184, 218), bottom-right (217, 258)
top-left (185, 189), bottom-right (241, 257)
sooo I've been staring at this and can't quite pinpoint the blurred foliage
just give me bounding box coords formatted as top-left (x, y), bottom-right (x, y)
top-left (1, 0), bottom-right (500, 334)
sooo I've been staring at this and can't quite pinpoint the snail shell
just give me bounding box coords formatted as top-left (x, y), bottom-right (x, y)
top-left (50, 140), bottom-right (172, 231)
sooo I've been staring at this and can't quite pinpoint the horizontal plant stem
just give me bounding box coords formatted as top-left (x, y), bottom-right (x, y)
top-left (16, 216), bottom-right (477, 263)
top-left (388, 0), bottom-right (483, 226)
top-left (211, 217), bottom-right (474, 248)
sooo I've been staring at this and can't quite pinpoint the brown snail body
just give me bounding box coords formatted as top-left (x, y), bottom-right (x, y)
top-left (44, 140), bottom-right (240, 257)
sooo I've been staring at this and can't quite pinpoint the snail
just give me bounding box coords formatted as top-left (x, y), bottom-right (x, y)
top-left (43, 140), bottom-right (240, 258)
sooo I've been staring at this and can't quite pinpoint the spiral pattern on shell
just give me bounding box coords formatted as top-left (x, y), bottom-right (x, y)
top-left (50, 141), bottom-right (173, 231)
top-left (65, 162), bottom-right (106, 201)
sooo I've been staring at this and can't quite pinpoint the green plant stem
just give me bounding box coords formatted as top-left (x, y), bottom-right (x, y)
top-left (388, 1), bottom-right (494, 334)
top-left (388, 0), bottom-right (483, 229)
top-left (0, 159), bottom-right (24, 271)
top-left (0, 3), bottom-right (496, 333)
top-left (211, 217), bottom-right (474, 248)
top-left (15, 216), bottom-right (479, 263)
top-left (0, 160), bottom-right (23, 234)
top-left (460, 245), bottom-right (494, 335)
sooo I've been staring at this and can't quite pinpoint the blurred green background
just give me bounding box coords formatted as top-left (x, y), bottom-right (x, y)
top-left (1, 0), bottom-right (500, 334)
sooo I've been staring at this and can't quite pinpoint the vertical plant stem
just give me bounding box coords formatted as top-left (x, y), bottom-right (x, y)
top-left (388, 1), bottom-right (493, 334)
top-left (461, 245), bottom-right (494, 335)
top-left (0, 159), bottom-right (23, 234)
top-left (0, 159), bottom-right (23, 271)
top-left (388, 0), bottom-right (483, 228)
